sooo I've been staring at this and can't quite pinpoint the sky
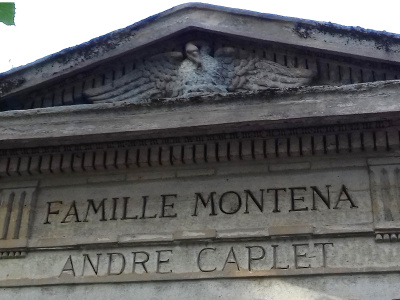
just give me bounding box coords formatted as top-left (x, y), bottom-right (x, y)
top-left (1, 0), bottom-right (400, 74)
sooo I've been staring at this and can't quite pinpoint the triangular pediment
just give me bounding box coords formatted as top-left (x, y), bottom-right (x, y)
top-left (1, 3), bottom-right (400, 111)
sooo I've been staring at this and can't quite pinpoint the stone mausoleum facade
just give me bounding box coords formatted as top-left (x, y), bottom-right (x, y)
top-left (1, 3), bottom-right (400, 299)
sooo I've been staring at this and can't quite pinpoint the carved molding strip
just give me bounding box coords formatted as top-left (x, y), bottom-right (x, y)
top-left (0, 125), bottom-right (398, 177)
top-left (0, 250), bottom-right (27, 259)
top-left (0, 120), bottom-right (394, 156)
top-left (375, 233), bottom-right (400, 243)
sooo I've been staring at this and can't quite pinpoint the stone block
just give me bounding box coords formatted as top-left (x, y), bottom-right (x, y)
top-left (126, 148), bottom-right (138, 168)
top-left (269, 225), bottom-right (313, 236)
top-left (7, 157), bottom-right (20, 176)
top-left (39, 155), bottom-right (52, 174)
top-left (50, 154), bottom-right (62, 173)
top-left (170, 145), bottom-right (183, 165)
top-left (176, 168), bottom-right (215, 178)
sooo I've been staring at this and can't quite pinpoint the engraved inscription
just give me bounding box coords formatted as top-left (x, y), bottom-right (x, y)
top-left (0, 236), bottom-right (397, 286)
top-left (44, 185), bottom-right (356, 225)
top-left (196, 242), bottom-right (333, 272)
top-left (31, 170), bottom-right (369, 248)
top-left (60, 249), bottom-right (174, 277)
top-left (59, 242), bottom-right (333, 278)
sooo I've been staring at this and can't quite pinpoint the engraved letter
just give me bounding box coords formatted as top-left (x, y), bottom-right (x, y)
top-left (289, 187), bottom-right (308, 212)
top-left (222, 247), bottom-right (240, 271)
top-left (192, 192), bottom-right (217, 216)
top-left (271, 245), bottom-right (289, 269)
top-left (333, 185), bottom-right (358, 209)
top-left (160, 194), bottom-right (178, 218)
top-left (244, 190), bottom-right (264, 213)
top-left (293, 244), bottom-right (311, 269)
top-left (132, 251), bottom-right (150, 273)
top-left (107, 253), bottom-right (126, 275)
top-left (110, 197), bottom-right (119, 220)
top-left (311, 185), bottom-right (331, 210)
top-left (61, 201), bottom-right (81, 223)
top-left (267, 188), bottom-right (286, 213)
top-left (121, 197), bottom-right (138, 220)
top-left (59, 255), bottom-right (75, 277)
top-left (139, 196), bottom-right (157, 219)
top-left (44, 201), bottom-right (62, 224)
top-left (82, 253), bottom-right (102, 275)
top-left (219, 191), bottom-right (242, 214)
top-left (246, 246), bottom-right (265, 271)
top-left (156, 250), bottom-right (173, 274)
top-left (314, 242), bottom-right (334, 267)
top-left (197, 247), bottom-right (217, 272)
top-left (83, 198), bottom-right (107, 222)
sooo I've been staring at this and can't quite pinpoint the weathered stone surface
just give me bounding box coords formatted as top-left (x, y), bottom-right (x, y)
top-left (2, 3), bottom-right (400, 102)
top-left (83, 41), bottom-right (315, 103)
top-left (0, 275), bottom-right (400, 300)
top-left (0, 236), bottom-right (399, 286)
top-left (1, 3), bottom-right (400, 299)
top-left (0, 81), bottom-right (399, 148)
top-left (29, 167), bottom-right (370, 248)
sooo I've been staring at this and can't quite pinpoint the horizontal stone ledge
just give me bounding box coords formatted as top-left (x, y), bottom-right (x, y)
top-left (173, 230), bottom-right (217, 240)
top-left (3, 266), bottom-right (400, 288)
top-left (269, 162), bottom-right (311, 172)
top-left (27, 225), bottom-right (374, 249)
top-left (367, 157), bottom-right (400, 166)
top-left (269, 225), bottom-right (314, 236)
top-left (1, 81), bottom-right (400, 148)
top-left (216, 228), bottom-right (268, 239)
top-left (118, 234), bottom-right (173, 244)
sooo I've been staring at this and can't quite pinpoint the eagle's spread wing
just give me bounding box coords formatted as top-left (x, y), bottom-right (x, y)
top-left (215, 47), bottom-right (315, 92)
top-left (84, 51), bottom-right (184, 103)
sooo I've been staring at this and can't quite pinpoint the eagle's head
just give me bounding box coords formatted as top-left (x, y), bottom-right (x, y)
top-left (185, 42), bottom-right (201, 68)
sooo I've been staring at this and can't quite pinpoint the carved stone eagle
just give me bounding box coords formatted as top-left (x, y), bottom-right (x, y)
top-left (84, 41), bottom-right (315, 103)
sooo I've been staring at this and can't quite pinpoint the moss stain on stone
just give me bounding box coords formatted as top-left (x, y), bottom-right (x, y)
top-left (0, 78), bottom-right (26, 97)
top-left (293, 22), bottom-right (400, 52)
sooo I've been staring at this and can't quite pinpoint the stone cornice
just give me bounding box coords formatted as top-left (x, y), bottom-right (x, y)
top-left (1, 81), bottom-right (400, 148)
top-left (0, 119), bottom-right (398, 177)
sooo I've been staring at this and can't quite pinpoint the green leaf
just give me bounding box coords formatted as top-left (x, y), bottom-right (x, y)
top-left (0, 2), bottom-right (15, 25)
